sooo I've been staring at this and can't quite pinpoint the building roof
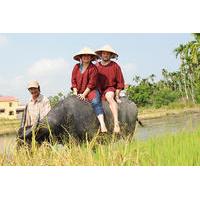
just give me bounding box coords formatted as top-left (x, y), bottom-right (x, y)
top-left (0, 96), bottom-right (18, 102)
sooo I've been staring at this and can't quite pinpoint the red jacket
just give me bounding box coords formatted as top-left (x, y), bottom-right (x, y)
top-left (97, 61), bottom-right (125, 94)
top-left (71, 63), bottom-right (97, 100)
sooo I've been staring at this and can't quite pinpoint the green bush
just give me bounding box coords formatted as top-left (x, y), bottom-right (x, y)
top-left (152, 88), bottom-right (180, 108)
top-left (127, 82), bottom-right (155, 107)
top-left (126, 74), bottom-right (181, 108)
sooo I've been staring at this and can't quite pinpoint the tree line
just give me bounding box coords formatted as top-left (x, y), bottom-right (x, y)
top-left (127, 33), bottom-right (200, 108)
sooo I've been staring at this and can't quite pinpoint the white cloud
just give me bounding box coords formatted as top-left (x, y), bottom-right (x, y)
top-left (0, 58), bottom-right (73, 103)
top-left (28, 58), bottom-right (67, 76)
top-left (26, 58), bottom-right (72, 97)
top-left (0, 35), bottom-right (8, 46)
top-left (7, 58), bottom-right (74, 103)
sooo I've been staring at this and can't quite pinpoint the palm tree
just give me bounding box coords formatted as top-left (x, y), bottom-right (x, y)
top-left (183, 34), bottom-right (200, 102)
top-left (174, 71), bottom-right (184, 99)
top-left (133, 75), bottom-right (141, 85)
top-left (162, 68), bottom-right (171, 88)
top-left (174, 44), bottom-right (189, 100)
top-left (149, 74), bottom-right (156, 83)
top-left (173, 33), bottom-right (200, 102)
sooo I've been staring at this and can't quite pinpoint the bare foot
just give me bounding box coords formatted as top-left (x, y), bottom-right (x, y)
top-left (100, 127), bottom-right (108, 133)
top-left (113, 124), bottom-right (121, 133)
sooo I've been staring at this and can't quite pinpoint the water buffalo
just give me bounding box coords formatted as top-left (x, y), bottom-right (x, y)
top-left (18, 95), bottom-right (138, 144)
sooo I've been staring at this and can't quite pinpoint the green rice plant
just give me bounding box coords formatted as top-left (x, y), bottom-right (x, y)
top-left (0, 128), bottom-right (200, 166)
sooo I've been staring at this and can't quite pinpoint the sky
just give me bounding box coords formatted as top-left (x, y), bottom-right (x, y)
top-left (0, 33), bottom-right (193, 103)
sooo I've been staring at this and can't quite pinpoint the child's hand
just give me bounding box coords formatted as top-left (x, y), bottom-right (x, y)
top-left (78, 94), bottom-right (86, 101)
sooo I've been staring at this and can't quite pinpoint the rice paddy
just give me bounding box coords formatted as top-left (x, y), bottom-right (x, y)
top-left (0, 128), bottom-right (200, 166)
top-left (0, 109), bottom-right (200, 166)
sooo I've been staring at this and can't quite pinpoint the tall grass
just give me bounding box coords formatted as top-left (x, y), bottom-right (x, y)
top-left (0, 128), bottom-right (200, 166)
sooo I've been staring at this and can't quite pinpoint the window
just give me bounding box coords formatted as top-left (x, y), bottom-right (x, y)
top-left (9, 111), bottom-right (14, 116)
top-left (9, 102), bottom-right (12, 107)
top-left (0, 109), bottom-right (5, 114)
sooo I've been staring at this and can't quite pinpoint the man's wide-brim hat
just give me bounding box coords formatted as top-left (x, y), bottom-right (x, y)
top-left (73, 47), bottom-right (98, 61)
top-left (95, 45), bottom-right (118, 59)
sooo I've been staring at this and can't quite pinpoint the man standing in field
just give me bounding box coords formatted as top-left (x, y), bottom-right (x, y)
top-left (23, 80), bottom-right (51, 128)
top-left (95, 45), bottom-right (125, 133)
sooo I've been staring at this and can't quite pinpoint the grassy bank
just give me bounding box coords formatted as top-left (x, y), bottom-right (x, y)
top-left (1, 128), bottom-right (200, 166)
top-left (138, 101), bottom-right (200, 120)
top-left (0, 119), bottom-right (20, 135)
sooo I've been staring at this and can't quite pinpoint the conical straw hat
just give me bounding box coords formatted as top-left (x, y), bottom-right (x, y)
top-left (95, 45), bottom-right (118, 59)
top-left (73, 47), bottom-right (98, 61)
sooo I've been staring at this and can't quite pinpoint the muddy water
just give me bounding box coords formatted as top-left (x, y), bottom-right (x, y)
top-left (135, 112), bottom-right (200, 140)
top-left (1, 112), bottom-right (200, 153)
